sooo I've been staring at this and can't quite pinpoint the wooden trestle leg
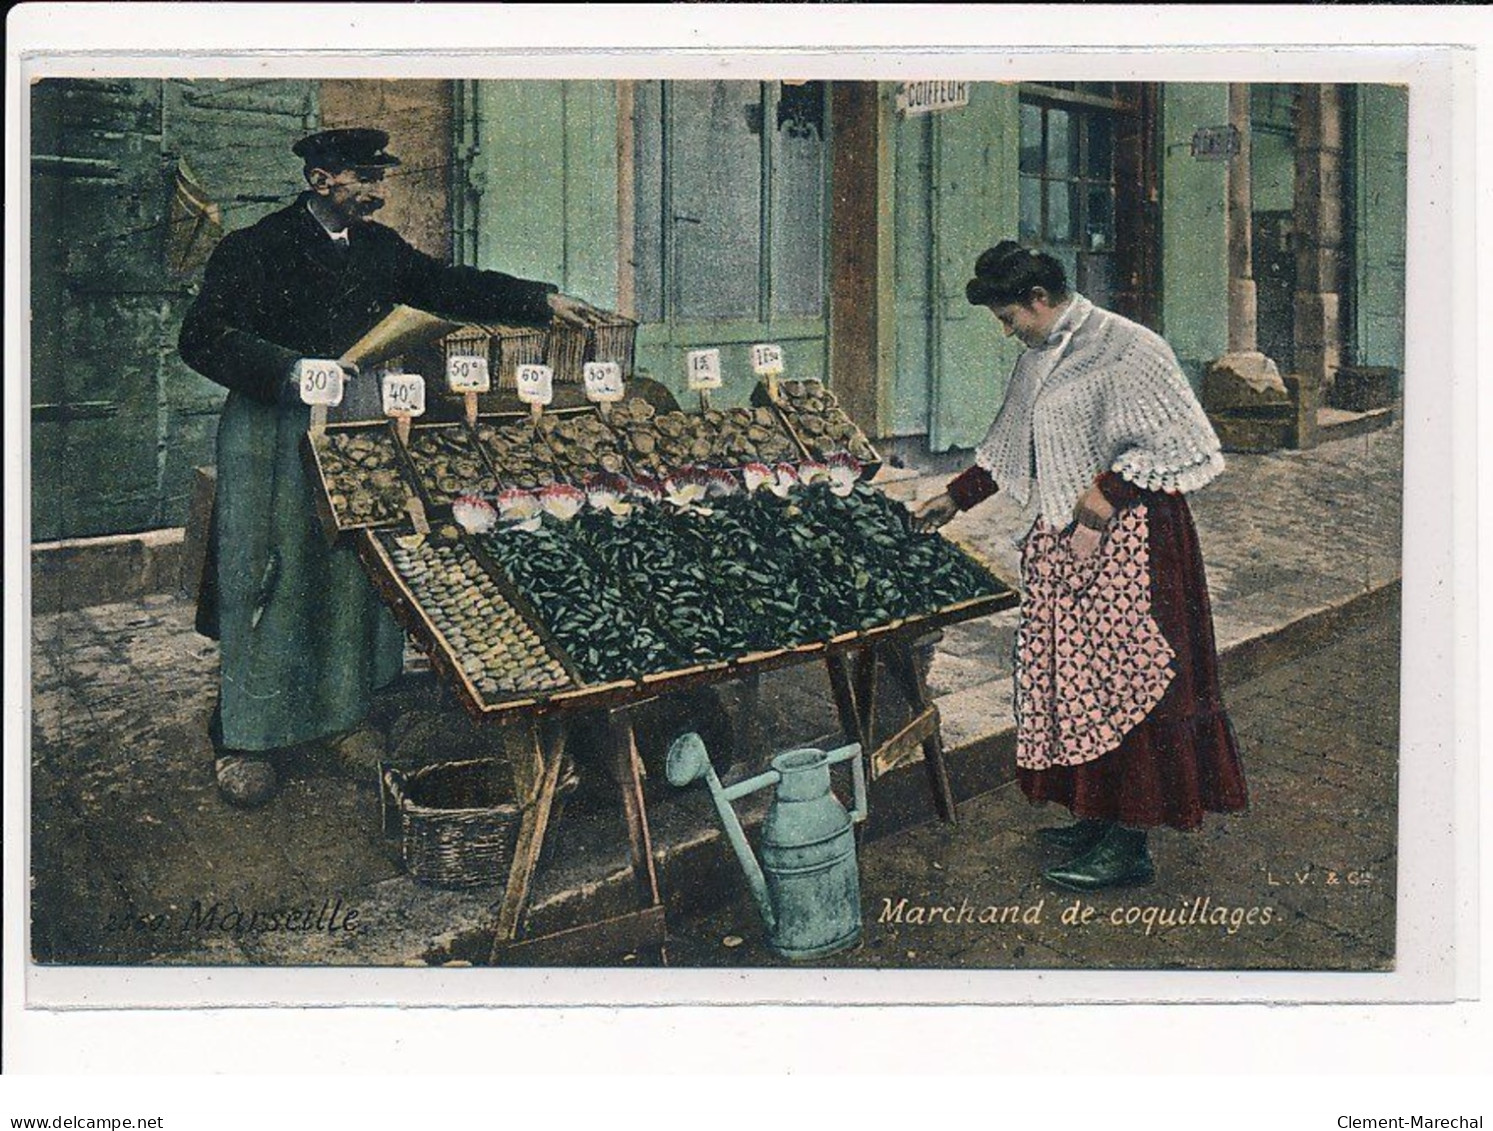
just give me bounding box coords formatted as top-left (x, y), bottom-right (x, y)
top-left (884, 640), bottom-right (958, 825)
top-left (488, 709), bottom-right (669, 966)
top-left (609, 707), bottom-right (663, 914)
top-left (490, 716), bottom-right (568, 958)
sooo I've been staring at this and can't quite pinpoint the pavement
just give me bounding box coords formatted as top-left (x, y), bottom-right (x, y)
top-left (27, 420), bottom-right (1403, 970)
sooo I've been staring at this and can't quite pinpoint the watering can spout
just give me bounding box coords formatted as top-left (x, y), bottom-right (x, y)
top-left (666, 732), bottom-right (777, 933)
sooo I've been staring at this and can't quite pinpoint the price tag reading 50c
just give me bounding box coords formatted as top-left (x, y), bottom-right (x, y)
top-left (750, 343), bottom-right (785, 377)
top-left (583, 361), bottom-right (625, 403)
top-left (686, 348), bottom-right (723, 391)
top-left (298, 359), bottom-right (345, 407)
top-left (446, 354), bottom-right (491, 394)
top-left (381, 372), bottom-right (426, 418)
top-left (516, 364), bottom-right (554, 406)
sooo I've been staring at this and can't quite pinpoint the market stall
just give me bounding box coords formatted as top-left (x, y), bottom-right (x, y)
top-left (302, 316), bottom-right (1018, 964)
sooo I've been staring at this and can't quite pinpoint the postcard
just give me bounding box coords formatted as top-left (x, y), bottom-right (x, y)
top-left (9, 22), bottom-right (1473, 1016)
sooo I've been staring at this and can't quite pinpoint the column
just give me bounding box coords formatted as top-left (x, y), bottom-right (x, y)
top-left (1291, 84), bottom-right (1346, 446)
top-left (1203, 83), bottom-right (1287, 415)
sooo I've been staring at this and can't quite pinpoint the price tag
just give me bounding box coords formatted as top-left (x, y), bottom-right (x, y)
top-left (750, 343), bottom-right (785, 377)
top-left (686, 348), bottom-right (723, 391)
top-left (446, 354), bottom-right (491, 394)
top-left (381, 371), bottom-right (426, 418)
top-left (583, 361), bottom-right (625, 404)
top-left (297, 359), bottom-right (345, 407)
top-left (516, 364), bottom-right (554, 406)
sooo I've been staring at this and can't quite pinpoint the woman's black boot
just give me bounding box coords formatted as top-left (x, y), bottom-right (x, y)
top-left (1034, 817), bottom-right (1111, 854)
top-left (1042, 824), bottom-right (1155, 892)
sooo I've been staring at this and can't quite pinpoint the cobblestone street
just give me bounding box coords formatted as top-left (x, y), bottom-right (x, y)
top-left (28, 424), bottom-right (1403, 970)
top-left (664, 588), bottom-right (1399, 971)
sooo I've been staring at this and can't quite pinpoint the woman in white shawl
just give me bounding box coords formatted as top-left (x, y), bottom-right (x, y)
top-left (914, 242), bottom-right (1248, 892)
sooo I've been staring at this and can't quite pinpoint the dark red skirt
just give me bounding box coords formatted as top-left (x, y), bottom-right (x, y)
top-left (1015, 483), bottom-right (1248, 830)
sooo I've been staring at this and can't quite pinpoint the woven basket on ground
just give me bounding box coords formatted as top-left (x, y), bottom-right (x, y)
top-left (380, 757), bottom-right (525, 889)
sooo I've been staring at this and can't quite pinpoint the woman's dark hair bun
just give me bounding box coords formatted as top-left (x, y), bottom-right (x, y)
top-left (966, 240), bottom-right (1070, 308)
top-left (974, 240), bottom-right (1029, 280)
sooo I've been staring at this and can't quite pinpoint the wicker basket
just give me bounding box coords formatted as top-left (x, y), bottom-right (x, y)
top-left (380, 758), bottom-right (524, 889)
top-left (442, 324), bottom-right (547, 390)
top-left (544, 311), bottom-right (639, 384)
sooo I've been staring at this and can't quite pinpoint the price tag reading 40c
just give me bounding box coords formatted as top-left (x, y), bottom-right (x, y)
top-left (583, 361), bottom-right (625, 403)
top-left (516, 364), bottom-right (554, 406)
top-left (686, 348), bottom-right (723, 391)
top-left (298, 359), bottom-right (345, 407)
top-left (750, 343), bottom-right (785, 377)
top-left (446, 354), bottom-right (491, 394)
top-left (381, 372), bottom-right (426, 418)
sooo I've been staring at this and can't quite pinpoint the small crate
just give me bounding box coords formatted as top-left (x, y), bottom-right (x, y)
top-left (589, 313), bottom-right (639, 379)
top-left (442, 323), bottom-right (547, 390)
top-left (544, 310), bottom-right (639, 385)
top-left (380, 758), bottom-right (525, 890)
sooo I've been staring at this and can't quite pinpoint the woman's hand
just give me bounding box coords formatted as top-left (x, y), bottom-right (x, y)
top-left (911, 492), bottom-right (959, 533)
top-left (1073, 481), bottom-right (1115, 531)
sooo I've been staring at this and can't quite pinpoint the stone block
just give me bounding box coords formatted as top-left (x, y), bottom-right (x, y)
top-left (32, 528), bottom-right (186, 614)
top-left (1203, 351), bottom-right (1290, 411)
top-left (179, 466), bottom-right (216, 601)
top-left (1328, 365), bottom-right (1401, 413)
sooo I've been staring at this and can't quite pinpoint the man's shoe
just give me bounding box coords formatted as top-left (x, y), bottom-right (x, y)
top-left (1043, 825), bottom-right (1155, 892)
top-left (1034, 817), bottom-right (1111, 854)
top-left (215, 754), bottom-right (279, 809)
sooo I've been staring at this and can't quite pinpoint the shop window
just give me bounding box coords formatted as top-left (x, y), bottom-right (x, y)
top-left (1018, 85), bottom-right (1130, 307)
top-left (633, 80), bottom-right (827, 326)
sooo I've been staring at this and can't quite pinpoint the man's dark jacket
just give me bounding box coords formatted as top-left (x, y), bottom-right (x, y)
top-left (178, 195), bottom-right (557, 751)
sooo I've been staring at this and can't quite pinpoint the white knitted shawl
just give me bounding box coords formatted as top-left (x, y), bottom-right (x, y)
top-left (973, 295), bottom-right (1225, 522)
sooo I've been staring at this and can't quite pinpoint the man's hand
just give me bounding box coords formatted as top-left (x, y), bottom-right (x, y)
top-left (1073, 481), bottom-right (1115, 531)
top-left (911, 492), bottom-right (959, 533)
top-left (547, 292), bottom-right (597, 328)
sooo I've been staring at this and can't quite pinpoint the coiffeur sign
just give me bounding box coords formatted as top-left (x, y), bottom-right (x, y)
top-left (896, 81), bottom-right (971, 116)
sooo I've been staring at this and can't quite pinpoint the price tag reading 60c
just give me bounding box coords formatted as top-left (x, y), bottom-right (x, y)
top-left (381, 372), bottom-right (426, 418)
top-left (686, 348), bottom-right (723, 391)
top-left (446, 354), bottom-right (491, 394)
top-left (298, 359), bottom-right (345, 407)
top-left (750, 343), bottom-right (785, 377)
top-left (516, 364), bottom-right (554, 406)
top-left (583, 361), bottom-right (625, 403)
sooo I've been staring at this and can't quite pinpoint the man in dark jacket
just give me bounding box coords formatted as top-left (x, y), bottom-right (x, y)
top-left (180, 127), bottom-right (595, 807)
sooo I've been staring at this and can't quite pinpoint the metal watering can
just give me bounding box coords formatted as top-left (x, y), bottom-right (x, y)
top-left (667, 732), bottom-right (867, 960)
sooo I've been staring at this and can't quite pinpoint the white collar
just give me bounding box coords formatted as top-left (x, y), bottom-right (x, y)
top-left (1042, 294), bottom-right (1086, 346)
top-left (307, 199), bottom-right (350, 243)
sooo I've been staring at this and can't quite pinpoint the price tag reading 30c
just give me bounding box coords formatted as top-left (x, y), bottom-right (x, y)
top-left (381, 372), bottom-right (426, 418)
top-left (583, 361), bottom-right (625, 403)
top-left (750, 343), bottom-right (785, 377)
top-left (297, 359), bottom-right (345, 407)
top-left (516, 364), bottom-right (555, 406)
top-left (686, 348), bottom-right (723, 391)
top-left (446, 354), bottom-right (491, 394)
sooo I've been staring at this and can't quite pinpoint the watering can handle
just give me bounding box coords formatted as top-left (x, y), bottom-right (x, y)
top-left (824, 742), bottom-right (867, 824)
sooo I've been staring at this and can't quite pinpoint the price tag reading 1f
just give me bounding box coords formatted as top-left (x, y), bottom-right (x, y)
top-left (516, 364), bottom-right (554, 406)
top-left (381, 372), bottom-right (426, 418)
top-left (686, 348), bottom-right (723, 391)
top-left (446, 354), bottom-right (491, 394)
top-left (583, 361), bottom-right (625, 404)
top-left (750, 343), bottom-right (785, 377)
top-left (298, 359), bottom-right (345, 407)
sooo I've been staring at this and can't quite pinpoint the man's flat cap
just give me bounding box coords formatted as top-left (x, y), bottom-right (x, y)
top-left (292, 128), bottom-right (401, 171)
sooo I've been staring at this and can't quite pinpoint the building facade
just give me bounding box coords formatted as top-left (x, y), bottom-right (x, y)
top-left (30, 78), bottom-right (1407, 541)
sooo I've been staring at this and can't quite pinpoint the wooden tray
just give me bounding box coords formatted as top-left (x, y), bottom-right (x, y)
top-left (767, 379), bottom-right (884, 479)
top-left (359, 530), bottom-right (583, 717)
top-left (303, 421), bottom-right (423, 545)
top-left (401, 420), bottom-right (502, 510)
